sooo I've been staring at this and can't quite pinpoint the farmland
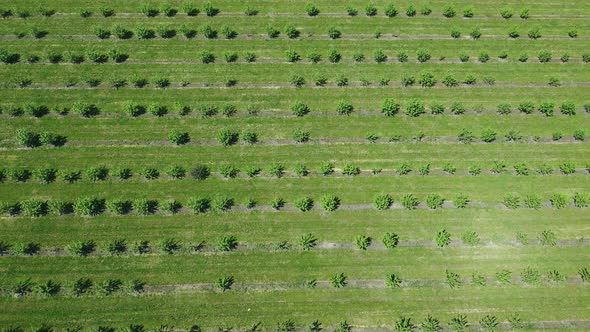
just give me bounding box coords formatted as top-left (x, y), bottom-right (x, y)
top-left (0, 0), bottom-right (589, 331)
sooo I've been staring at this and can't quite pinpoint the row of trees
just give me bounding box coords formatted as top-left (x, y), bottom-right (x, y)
top-left (3, 161), bottom-right (588, 185)
top-left (5, 101), bottom-right (590, 118)
top-left (503, 192), bottom-right (589, 209)
top-left (0, 48), bottom-right (128, 65)
top-left (5, 277), bottom-right (144, 298)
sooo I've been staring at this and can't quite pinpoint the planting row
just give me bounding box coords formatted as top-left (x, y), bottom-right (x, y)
top-left (0, 3), bottom-right (563, 19)
top-left (2, 161), bottom-right (589, 184)
top-left (3, 277), bottom-right (144, 298)
top-left (4, 100), bottom-right (590, 119)
top-left (1, 191), bottom-right (588, 217)
top-left (0, 228), bottom-right (578, 259)
top-left (12, 22), bottom-right (584, 41)
top-left (4, 50), bottom-right (590, 67)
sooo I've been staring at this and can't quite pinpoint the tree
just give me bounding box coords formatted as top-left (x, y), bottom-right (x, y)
top-left (294, 197), bottom-right (313, 212)
top-left (298, 233), bottom-right (317, 250)
top-left (394, 316), bottom-right (415, 332)
top-left (289, 74), bottom-right (305, 87)
top-left (286, 49), bottom-right (300, 62)
top-left (336, 100), bottom-right (354, 115)
top-left (72, 102), bottom-right (99, 117)
top-left (203, 2), bottom-right (219, 16)
top-left (157, 238), bottom-right (181, 254)
top-left (524, 194), bottom-right (542, 209)
top-left (528, 27), bottom-right (541, 39)
top-left (320, 194), bottom-right (340, 211)
top-left (382, 232), bottom-right (399, 249)
top-left (291, 101), bottom-right (309, 116)
top-left (560, 102), bottom-right (576, 115)
top-left (385, 273), bottom-right (401, 287)
top-left (212, 196), bottom-right (234, 212)
top-left (405, 98), bottom-right (426, 117)
top-left (276, 320), bottom-right (296, 332)
top-left (436, 229), bottom-right (451, 247)
top-left (329, 273), bottom-right (347, 288)
top-left (559, 162), bottom-right (576, 175)
top-left (365, 3), bottom-right (377, 16)
top-left (187, 197), bottom-right (210, 213)
top-left (168, 130), bottom-right (190, 145)
top-left (461, 231), bottom-right (480, 245)
top-left (342, 164), bottom-right (360, 176)
top-left (416, 49), bottom-right (431, 62)
top-left (374, 194), bottom-right (393, 210)
top-left (381, 98), bottom-right (400, 116)
top-left (574, 129), bottom-right (586, 141)
top-left (304, 3), bottom-right (320, 16)
top-left (550, 193), bottom-right (569, 209)
top-left (426, 193), bottom-right (444, 209)
top-left (574, 192), bottom-right (590, 208)
top-left (479, 315), bottom-right (499, 331)
top-left (418, 71), bottom-right (435, 88)
top-left (293, 129), bottom-right (310, 143)
top-left (374, 49), bottom-right (387, 63)
top-left (15, 129), bottom-right (40, 148)
top-left (421, 315), bottom-right (442, 332)
top-left (66, 240), bottom-right (96, 256)
top-left (199, 51), bottom-right (215, 64)
top-left (328, 26), bottom-right (341, 39)
top-left (579, 267), bottom-right (590, 282)
top-left (284, 24), bottom-right (300, 39)
top-left (400, 193), bottom-right (418, 209)
top-left (448, 315), bottom-right (468, 332)
top-left (319, 162), bottom-right (334, 176)
top-left (354, 235), bottom-right (371, 250)
top-left (216, 128), bottom-right (239, 146)
top-left (384, 4), bottom-right (398, 17)
top-left (539, 230), bottom-right (557, 246)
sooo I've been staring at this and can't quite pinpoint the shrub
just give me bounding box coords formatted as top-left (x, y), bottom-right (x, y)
top-left (461, 231), bottom-right (480, 246)
top-left (187, 197), bottom-right (210, 213)
top-left (161, 199), bottom-right (182, 214)
top-left (400, 193), bottom-right (418, 210)
top-left (290, 101), bottom-right (310, 117)
top-left (106, 199), bottom-right (131, 215)
top-left (537, 163), bottom-right (554, 175)
top-left (385, 273), bottom-right (401, 288)
top-left (330, 273), bottom-right (347, 288)
top-left (442, 5), bottom-right (456, 17)
top-left (449, 102), bottom-right (465, 115)
top-left (384, 4), bottom-right (398, 17)
top-left (416, 49), bottom-right (431, 62)
top-left (294, 164), bottom-right (309, 177)
top-left (480, 315), bottom-right (499, 331)
top-left (364, 3), bottom-right (377, 16)
top-left (418, 71), bottom-right (435, 88)
top-left (289, 75), bottom-right (305, 88)
top-left (219, 25), bottom-right (237, 39)
top-left (479, 128), bottom-right (497, 143)
top-left (560, 102), bottom-right (576, 116)
top-left (574, 192), bottom-right (590, 208)
top-left (550, 193), bottom-right (569, 209)
top-left (580, 268), bottom-right (590, 282)
top-left (168, 130), bottom-right (190, 145)
top-left (241, 130), bottom-right (258, 144)
top-left (319, 162), bottom-right (334, 176)
top-left (284, 24), bottom-right (300, 39)
top-left (538, 102), bottom-right (554, 116)
top-left (524, 194), bottom-right (542, 209)
top-left (401, 74), bottom-right (415, 87)
top-left (157, 238), bottom-right (181, 254)
top-left (133, 199), bottom-right (158, 215)
top-left (268, 163), bottom-right (285, 178)
top-left (574, 129), bottom-right (586, 141)
top-left (336, 100), bottom-right (354, 115)
top-left (583, 54), bottom-right (590, 63)
top-left (270, 197), bottom-right (285, 210)
top-left (549, 75), bottom-right (561, 86)
top-left (216, 128), bottom-right (239, 146)
top-left (405, 98), bottom-right (426, 117)
top-left (500, 7), bottom-right (513, 18)
top-left (514, 162), bottom-right (529, 175)
top-left (450, 28), bottom-right (461, 38)
top-left (292, 129), bottom-right (310, 143)
top-left (470, 28), bottom-right (482, 39)
top-left (298, 233), bottom-right (317, 250)
top-left (20, 199), bottom-right (47, 217)
top-left (457, 129), bottom-right (475, 144)
top-left (503, 193), bottom-right (520, 209)
top-left (320, 194), bottom-right (340, 211)
top-left (93, 26), bottom-right (111, 39)
top-left (435, 229), bottom-right (451, 247)
top-left (397, 51), bottom-right (409, 62)
top-left (190, 165), bottom-right (210, 181)
top-left (442, 74), bottom-right (458, 87)
top-left (203, 1), bottom-right (219, 16)
top-left (72, 102), bottom-right (99, 117)
top-left (395, 317), bottom-right (416, 331)
top-left (371, 193), bottom-right (393, 210)
top-left (426, 193), bottom-right (444, 209)
top-left (559, 162), bottom-right (576, 175)
top-left (528, 27), bottom-right (541, 39)
top-left (66, 240), bottom-right (96, 256)
top-left (342, 164), bottom-right (360, 176)
top-left (15, 129), bottom-right (40, 148)
top-left (212, 197), bottom-right (234, 212)
top-left (538, 51), bottom-right (552, 63)
top-left (328, 49), bottom-right (342, 63)
top-left (139, 167), bottom-right (159, 180)
top-left (294, 197), bottom-right (313, 212)
top-left (328, 26), bottom-right (341, 39)
top-left (304, 3), bottom-right (320, 16)
top-left (219, 165), bottom-right (239, 178)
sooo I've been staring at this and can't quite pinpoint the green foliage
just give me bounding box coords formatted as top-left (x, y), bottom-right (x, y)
top-left (574, 192), bottom-right (590, 208)
top-left (547, 269), bottom-right (564, 283)
top-left (365, 3), bottom-right (377, 16)
top-left (421, 315), bottom-right (442, 332)
top-left (495, 269), bottom-right (512, 284)
top-left (320, 194), bottom-right (340, 211)
top-left (217, 235), bottom-right (238, 251)
top-left (471, 272), bottom-right (486, 286)
top-left (294, 197), bottom-right (313, 212)
top-left (15, 129), bottom-right (40, 148)
top-left (133, 199), bottom-right (158, 215)
top-left (550, 193), bottom-right (569, 209)
top-left (298, 233), bottom-right (317, 250)
top-left (394, 316), bottom-right (415, 332)
top-left (292, 129), bottom-right (310, 143)
top-left (400, 193), bottom-right (418, 210)
top-left (579, 267), bottom-right (590, 282)
top-left (521, 267), bottom-right (541, 284)
top-left (523, 194), bottom-right (542, 209)
top-left (268, 163), bottom-right (285, 178)
top-left (436, 229), bottom-right (451, 247)
top-left (374, 194), bottom-right (393, 210)
top-left (461, 231), bottom-right (480, 246)
top-left (448, 314), bottom-right (468, 332)
top-left (284, 24), bottom-right (300, 39)
top-left (66, 240), bottom-right (96, 256)
top-left (270, 197), bottom-right (285, 210)
top-left (416, 49), bottom-right (431, 62)
top-left (354, 234), bottom-right (371, 250)
top-left (480, 315), bottom-right (499, 331)
top-left (539, 230), bottom-right (557, 246)
top-left (291, 101), bottom-right (310, 117)
top-left (426, 193), bottom-right (444, 209)
top-left (385, 273), bottom-right (402, 288)
top-left (319, 162), bottom-right (334, 176)
top-left (212, 196), bottom-right (234, 212)
top-left (457, 129), bottom-right (475, 144)
top-left (304, 3), bottom-right (320, 16)
top-left (382, 232), bottom-right (400, 249)
top-left (294, 164), bottom-right (309, 177)
top-left (216, 128), bottom-right (239, 146)
top-left (219, 165), bottom-right (239, 178)
top-left (187, 197), bottom-right (210, 213)
top-left (503, 193), bottom-right (521, 209)
top-left (334, 321), bottom-right (351, 332)
top-left (528, 27), bottom-right (541, 39)
top-left (574, 129), bottom-right (586, 141)
top-left (560, 102), bottom-right (576, 116)
top-left (329, 273), bottom-right (347, 288)
top-left (405, 98), bottom-right (426, 117)
top-left (336, 100), bottom-right (354, 115)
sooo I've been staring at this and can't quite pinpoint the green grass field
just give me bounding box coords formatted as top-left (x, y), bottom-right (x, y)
top-left (1, 0), bottom-right (589, 331)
